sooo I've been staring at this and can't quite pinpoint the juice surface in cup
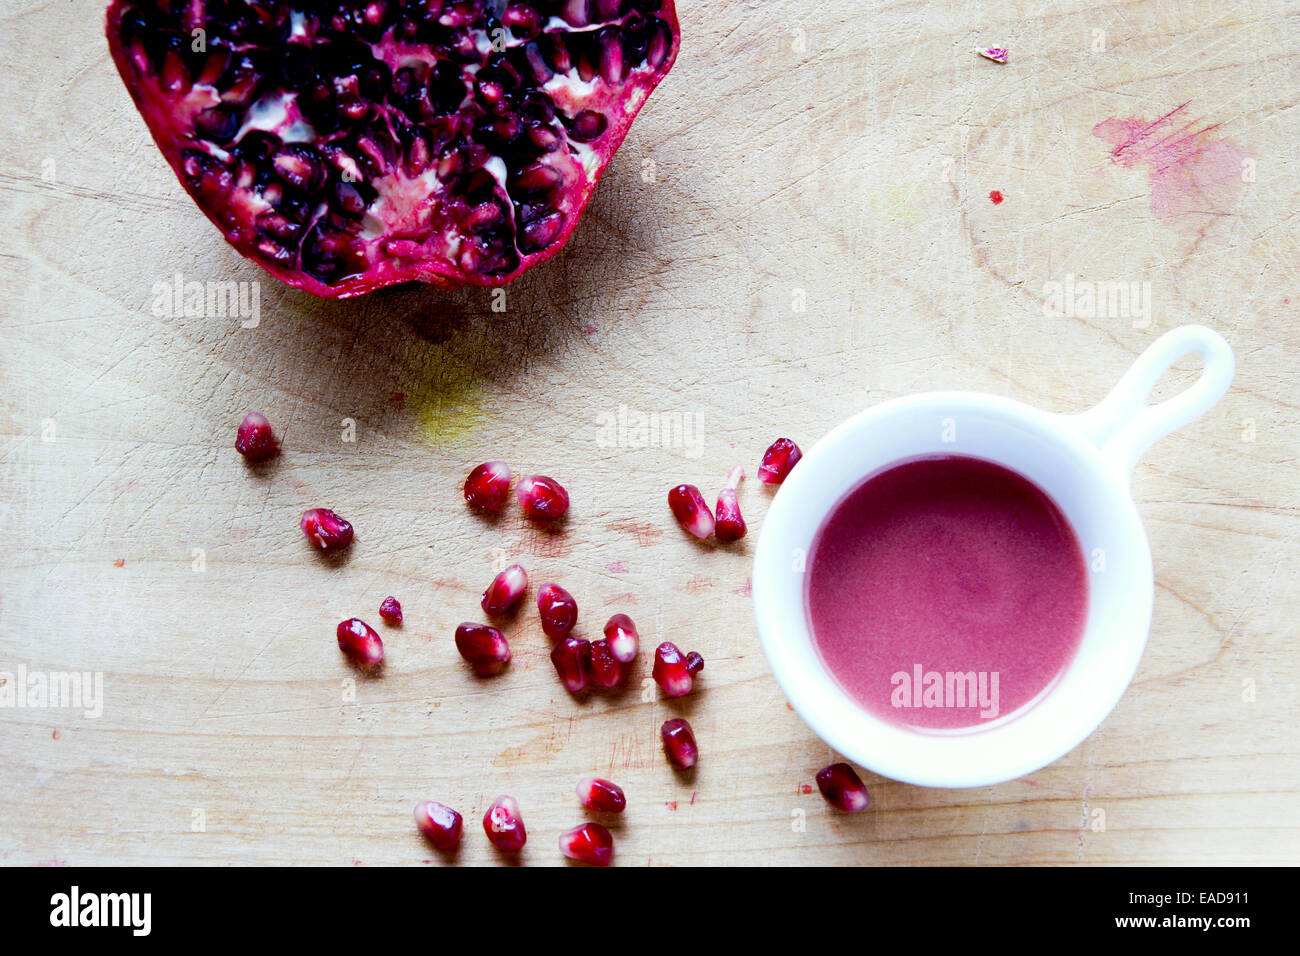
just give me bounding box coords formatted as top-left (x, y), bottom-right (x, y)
top-left (805, 454), bottom-right (1088, 730)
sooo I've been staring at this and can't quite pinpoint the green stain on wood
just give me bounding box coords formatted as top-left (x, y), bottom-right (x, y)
top-left (404, 342), bottom-right (488, 447)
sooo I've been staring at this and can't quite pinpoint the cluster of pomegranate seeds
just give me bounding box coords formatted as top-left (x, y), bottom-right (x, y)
top-left (550, 637), bottom-right (593, 694)
top-left (235, 412), bottom-right (279, 462)
top-left (652, 641), bottom-right (702, 697)
top-left (483, 795), bottom-right (527, 853)
top-left (413, 801), bottom-right (463, 851)
top-left (713, 466), bottom-right (747, 542)
top-left (537, 583), bottom-right (578, 638)
top-left (106, 0), bottom-right (680, 298)
top-left (661, 718), bottom-right (698, 770)
top-left (481, 564), bottom-right (529, 617)
top-left (558, 822), bottom-right (614, 866)
top-left (455, 622), bottom-right (511, 676)
top-left (815, 763), bottom-right (870, 813)
top-left (517, 475), bottom-right (570, 521)
top-left (543, 610), bottom-right (638, 693)
top-left (758, 438), bottom-right (802, 485)
top-left (336, 618), bottom-right (384, 670)
top-left (301, 507), bottom-right (354, 554)
top-left (464, 461), bottom-right (512, 513)
top-left (576, 777), bottom-right (626, 814)
top-left (603, 614), bottom-right (639, 663)
top-left (668, 484), bottom-right (714, 539)
top-left (378, 595), bottom-right (403, 625)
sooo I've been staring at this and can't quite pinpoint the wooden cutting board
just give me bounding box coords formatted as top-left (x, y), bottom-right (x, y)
top-left (1, 0), bottom-right (1297, 865)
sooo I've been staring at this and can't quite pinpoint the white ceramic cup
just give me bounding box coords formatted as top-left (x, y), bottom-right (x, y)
top-left (753, 325), bottom-right (1234, 787)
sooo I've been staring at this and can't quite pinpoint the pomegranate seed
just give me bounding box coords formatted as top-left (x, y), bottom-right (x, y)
top-left (516, 475), bottom-right (569, 520)
top-left (481, 564), bottom-right (528, 617)
top-left (714, 466), bottom-right (747, 542)
top-left (603, 613), bottom-right (639, 664)
top-left (379, 595), bottom-right (403, 625)
top-left (661, 718), bottom-right (698, 770)
top-left (413, 801), bottom-right (463, 850)
top-left (336, 618), bottom-right (383, 669)
top-left (588, 639), bottom-right (626, 690)
top-left (685, 651), bottom-right (704, 674)
top-left (576, 777), bottom-right (626, 813)
top-left (483, 794), bottom-right (527, 852)
top-left (558, 822), bottom-right (614, 866)
top-left (454, 622), bottom-right (511, 676)
top-left (235, 411), bottom-right (279, 461)
top-left (464, 461), bottom-right (511, 513)
top-left (653, 641), bottom-right (693, 697)
top-left (758, 438), bottom-right (802, 485)
top-left (550, 637), bottom-right (592, 694)
top-left (668, 484), bottom-right (714, 539)
top-left (301, 508), bottom-right (354, 554)
top-left (815, 763), bottom-right (871, 813)
top-left (537, 583), bottom-right (578, 638)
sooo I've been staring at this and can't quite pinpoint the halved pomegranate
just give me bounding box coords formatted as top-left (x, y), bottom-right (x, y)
top-left (105, 1), bottom-right (681, 298)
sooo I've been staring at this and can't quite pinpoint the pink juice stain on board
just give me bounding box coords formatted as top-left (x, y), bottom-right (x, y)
top-left (806, 456), bottom-right (1088, 730)
top-left (1093, 102), bottom-right (1250, 227)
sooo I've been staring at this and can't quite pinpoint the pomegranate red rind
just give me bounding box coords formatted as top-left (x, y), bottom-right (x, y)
top-left (105, 1), bottom-right (681, 298)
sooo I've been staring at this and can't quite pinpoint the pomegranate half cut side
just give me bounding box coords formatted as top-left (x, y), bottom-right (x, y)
top-left (105, 1), bottom-right (681, 298)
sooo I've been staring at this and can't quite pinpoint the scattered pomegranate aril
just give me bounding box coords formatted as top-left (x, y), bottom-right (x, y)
top-left (517, 475), bottom-right (570, 521)
top-left (588, 639), bottom-right (627, 690)
top-left (481, 564), bottom-right (528, 617)
top-left (558, 822), bottom-right (614, 866)
top-left (235, 412), bottom-right (279, 462)
top-left (603, 613), bottom-right (639, 664)
top-left (378, 595), bottom-right (403, 625)
top-left (576, 777), bottom-right (627, 814)
top-left (685, 651), bottom-right (704, 675)
top-left (336, 618), bottom-right (383, 669)
top-left (301, 508), bottom-right (354, 554)
top-left (413, 801), bottom-right (463, 850)
top-left (714, 466), bottom-right (747, 541)
top-left (464, 462), bottom-right (512, 514)
top-left (758, 438), bottom-right (803, 485)
top-left (652, 642), bottom-right (694, 697)
top-left (483, 795), bottom-right (527, 853)
top-left (668, 484), bottom-right (714, 539)
top-left (454, 622), bottom-right (511, 677)
top-left (550, 637), bottom-right (592, 694)
top-left (537, 583), bottom-right (578, 638)
top-left (815, 763), bottom-right (871, 813)
top-left (661, 718), bottom-right (698, 770)
top-left (106, 1), bottom-right (681, 297)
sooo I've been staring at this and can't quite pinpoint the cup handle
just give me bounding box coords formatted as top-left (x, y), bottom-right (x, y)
top-left (1072, 325), bottom-right (1235, 477)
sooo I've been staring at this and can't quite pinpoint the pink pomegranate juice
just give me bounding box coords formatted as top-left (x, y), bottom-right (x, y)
top-left (806, 455), bottom-right (1088, 730)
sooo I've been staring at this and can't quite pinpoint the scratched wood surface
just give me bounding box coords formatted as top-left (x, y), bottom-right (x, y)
top-left (1, 0), bottom-right (1298, 866)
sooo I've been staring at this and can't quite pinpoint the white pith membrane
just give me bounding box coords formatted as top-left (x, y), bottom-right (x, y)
top-left (108, 1), bottom-right (677, 295)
